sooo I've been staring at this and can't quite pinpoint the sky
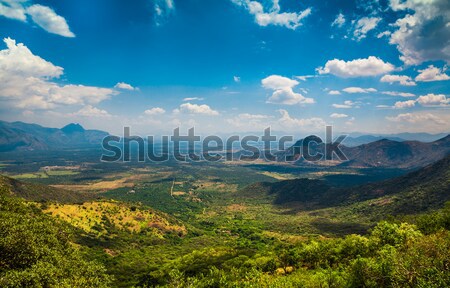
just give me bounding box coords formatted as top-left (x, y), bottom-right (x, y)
top-left (0, 0), bottom-right (449, 136)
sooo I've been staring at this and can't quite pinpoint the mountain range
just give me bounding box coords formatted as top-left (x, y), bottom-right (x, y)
top-left (278, 134), bottom-right (450, 169)
top-left (0, 121), bottom-right (109, 152)
top-left (244, 153), bottom-right (450, 216)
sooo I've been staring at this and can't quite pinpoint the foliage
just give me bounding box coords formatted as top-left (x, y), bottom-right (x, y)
top-left (0, 186), bottom-right (112, 287)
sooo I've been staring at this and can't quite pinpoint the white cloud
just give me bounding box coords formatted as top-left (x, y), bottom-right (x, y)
top-left (328, 90), bottom-right (341, 95)
top-left (114, 82), bottom-right (137, 91)
top-left (382, 91), bottom-right (415, 97)
top-left (183, 97), bottom-right (204, 101)
top-left (386, 112), bottom-right (445, 125)
top-left (262, 75), bottom-right (314, 105)
top-left (231, 0), bottom-right (311, 30)
top-left (74, 105), bottom-right (111, 118)
top-left (377, 31), bottom-right (391, 38)
top-left (330, 113), bottom-right (348, 118)
top-left (295, 75), bottom-right (315, 81)
top-left (380, 74), bottom-right (416, 86)
top-left (415, 65), bottom-right (450, 82)
top-left (342, 87), bottom-right (377, 93)
top-left (0, 37), bottom-right (63, 78)
top-left (227, 113), bottom-right (271, 129)
top-left (0, 0), bottom-right (27, 21)
top-left (331, 13), bottom-right (345, 27)
top-left (416, 93), bottom-right (449, 106)
top-left (261, 75), bottom-right (298, 89)
top-left (154, 0), bottom-right (175, 25)
top-left (233, 76), bottom-right (241, 83)
top-left (277, 109), bottom-right (326, 131)
top-left (389, 0), bottom-right (450, 65)
top-left (144, 107), bottom-right (166, 115)
top-left (47, 84), bottom-right (116, 105)
top-left (26, 4), bottom-right (74, 37)
top-left (0, 37), bottom-right (116, 109)
top-left (317, 56), bottom-right (395, 77)
top-left (353, 17), bottom-right (381, 40)
top-left (175, 103), bottom-right (219, 116)
top-left (393, 100), bottom-right (416, 109)
top-left (332, 100), bottom-right (359, 109)
top-left (0, 1), bottom-right (75, 37)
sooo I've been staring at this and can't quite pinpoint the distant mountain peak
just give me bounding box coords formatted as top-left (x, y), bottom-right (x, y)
top-left (61, 123), bottom-right (85, 134)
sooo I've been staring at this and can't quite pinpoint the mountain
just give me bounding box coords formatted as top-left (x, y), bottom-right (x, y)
top-left (278, 135), bottom-right (450, 169)
top-left (341, 136), bottom-right (450, 168)
top-left (341, 135), bottom-right (406, 147)
top-left (0, 121), bottom-right (109, 151)
top-left (345, 132), bottom-right (448, 142)
top-left (244, 154), bottom-right (450, 215)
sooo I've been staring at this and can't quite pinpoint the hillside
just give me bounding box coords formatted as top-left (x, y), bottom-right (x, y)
top-left (245, 154), bottom-right (450, 215)
top-left (0, 174), bottom-right (95, 203)
top-left (0, 121), bottom-right (108, 151)
top-left (0, 178), bottom-right (112, 287)
top-left (278, 135), bottom-right (450, 169)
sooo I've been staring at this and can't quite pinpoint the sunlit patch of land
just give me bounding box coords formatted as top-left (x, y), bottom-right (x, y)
top-left (44, 201), bottom-right (186, 237)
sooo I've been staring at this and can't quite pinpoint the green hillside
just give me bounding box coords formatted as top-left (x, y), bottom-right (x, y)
top-left (0, 178), bottom-right (111, 287)
top-left (0, 174), bottom-right (96, 204)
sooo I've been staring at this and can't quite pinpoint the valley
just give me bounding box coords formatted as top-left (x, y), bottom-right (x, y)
top-left (1, 138), bottom-right (449, 287)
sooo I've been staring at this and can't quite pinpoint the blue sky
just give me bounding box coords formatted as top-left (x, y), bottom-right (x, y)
top-left (0, 0), bottom-right (449, 135)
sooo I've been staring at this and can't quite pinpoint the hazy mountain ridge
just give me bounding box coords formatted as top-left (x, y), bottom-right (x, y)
top-left (278, 135), bottom-right (450, 169)
top-left (0, 121), bottom-right (109, 151)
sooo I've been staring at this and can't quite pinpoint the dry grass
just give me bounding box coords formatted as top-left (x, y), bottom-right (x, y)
top-left (44, 201), bottom-right (187, 237)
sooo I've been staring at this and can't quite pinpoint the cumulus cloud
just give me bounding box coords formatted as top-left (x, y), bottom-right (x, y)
top-left (262, 75), bottom-right (314, 105)
top-left (233, 76), bottom-right (241, 83)
top-left (277, 109), bottom-right (326, 131)
top-left (328, 90), bottom-right (341, 95)
top-left (330, 113), bottom-right (348, 118)
top-left (393, 100), bottom-right (416, 109)
top-left (0, 0), bottom-right (27, 21)
top-left (231, 0), bottom-right (311, 30)
top-left (0, 1), bottom-right (74, 37)
top-left (415, 65), bottom-right (450, 82)
top-left (174, 103), bottom-right (219, 115)
top-left (331, 13), bottom-right (345, 27)
top-left (342, 87), bottom-right (377, 93)
top-left (380, 74), bottom-right (416, 86)
top-left (332, 100), bottom-right (360, 109)
top-left (416, 93), bottom-right (449, 106)
top-left (26, 4), bottom-right (75, 37)
top-left (377, 31), bottom-right (391, 38)
top-left (73, 105), bottom-right (111, 118)
top-left (0, 38), bottom-right (116, 109)
top-left (353, 17), bottom-right (381, 40)
top-left (389, 0), bottom-right (450, 65)
top-left (317, 56), bottom-right (395, 77)
top-left (382, 91), bottom-right (415, 97)
top-left (144, 107), bottom-right (166, 115)
top-left (114, 82), bottom-right (137, 91)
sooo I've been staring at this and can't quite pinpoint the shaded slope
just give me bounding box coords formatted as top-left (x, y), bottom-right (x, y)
top-left (244, 154), bottom-right (450, 215)
top-left (278, 135), bottom-right (450, 169)
top-left (0, 174), bottom-right (95, 203)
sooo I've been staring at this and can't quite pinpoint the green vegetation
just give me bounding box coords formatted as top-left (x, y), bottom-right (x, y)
top-left (1, 150), bottom-right (449, 287)
top-left (0, 180), bottom-right (112, 287)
